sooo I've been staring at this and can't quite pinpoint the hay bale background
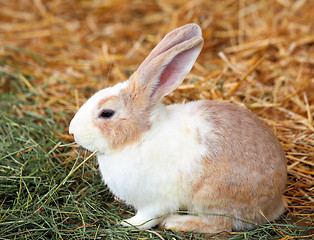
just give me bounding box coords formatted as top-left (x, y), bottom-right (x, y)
top-left (0, 0), bottom-right (313, 238)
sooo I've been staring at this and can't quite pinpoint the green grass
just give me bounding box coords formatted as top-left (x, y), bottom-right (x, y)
top-left (0, 73), bottom-right (312, 239)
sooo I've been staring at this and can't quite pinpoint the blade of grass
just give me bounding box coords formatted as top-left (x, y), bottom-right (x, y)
top-left (42, 150), bottom-right (97, 205)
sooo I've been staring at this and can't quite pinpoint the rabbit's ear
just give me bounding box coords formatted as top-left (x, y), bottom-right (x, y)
top-left (130, 24), bottom-right (203, 104)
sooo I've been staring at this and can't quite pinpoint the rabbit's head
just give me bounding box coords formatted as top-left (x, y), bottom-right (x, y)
top-left (69, 24), bottom-right (204, 153)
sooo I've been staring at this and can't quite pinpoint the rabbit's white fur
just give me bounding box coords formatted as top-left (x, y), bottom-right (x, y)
top-left (69, 81), bottom-right (129, 154)
top-left (97, 101), bottom-right (213, 228)
top-left (69, 24), bottom-right (287, 233)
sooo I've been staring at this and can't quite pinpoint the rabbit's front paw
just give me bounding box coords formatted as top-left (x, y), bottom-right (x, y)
top-left (121, 214), bottom-right (160, 229)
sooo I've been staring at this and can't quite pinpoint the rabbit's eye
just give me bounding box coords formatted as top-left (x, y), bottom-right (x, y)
top-left (99, 110), bottom-right (115, 119)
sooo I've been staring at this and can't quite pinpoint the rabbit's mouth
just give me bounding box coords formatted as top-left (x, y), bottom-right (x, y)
top-left (69, 116), bottom-right (106, 154)
top-left (70, 127), bottom-right (109, 154)
top-left (70, 131), bottom-right (94, 152)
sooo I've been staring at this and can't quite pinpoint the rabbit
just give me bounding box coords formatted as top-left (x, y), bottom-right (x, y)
top-left (69, 23), bottom-right (287, 233)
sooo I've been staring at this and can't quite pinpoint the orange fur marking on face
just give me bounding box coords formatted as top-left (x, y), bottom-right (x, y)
top-left (97, 96), bottom-right (118, 109)
top-left (92, 79), bottom-right (152, 151)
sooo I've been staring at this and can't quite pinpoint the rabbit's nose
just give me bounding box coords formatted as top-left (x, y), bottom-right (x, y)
top-left (69, 125), bottom-right (73, 135)
top-left (69, 119), bottom-right (75, 135)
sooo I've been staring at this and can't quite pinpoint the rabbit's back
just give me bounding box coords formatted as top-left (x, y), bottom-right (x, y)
top-left (197, 100), bottom-right (286, 169)
top-left (189, 100), bottom-right (287, 229)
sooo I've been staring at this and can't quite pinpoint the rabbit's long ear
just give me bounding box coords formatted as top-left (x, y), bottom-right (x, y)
top-left (129, 24), bottom-right (203, 105)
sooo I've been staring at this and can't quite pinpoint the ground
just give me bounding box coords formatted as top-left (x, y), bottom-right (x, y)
top-left (0, 0), bottom-right (313, 239)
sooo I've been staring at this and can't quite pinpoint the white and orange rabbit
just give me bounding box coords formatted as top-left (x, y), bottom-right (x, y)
top-left (69, 24), bottom-right (287, 233)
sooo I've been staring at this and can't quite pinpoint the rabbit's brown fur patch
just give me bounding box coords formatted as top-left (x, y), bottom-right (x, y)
top-left (188, 101), bottom-right (287, 230)
top-left (93, 84), bottom-right (152, 151)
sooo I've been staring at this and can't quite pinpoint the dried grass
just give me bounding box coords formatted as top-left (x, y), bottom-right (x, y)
top-left (0, 0), bottom-right (313, 237)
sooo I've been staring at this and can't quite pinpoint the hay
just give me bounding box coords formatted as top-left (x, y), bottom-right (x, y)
top-left (0, 0), bottom-right (313, 237)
